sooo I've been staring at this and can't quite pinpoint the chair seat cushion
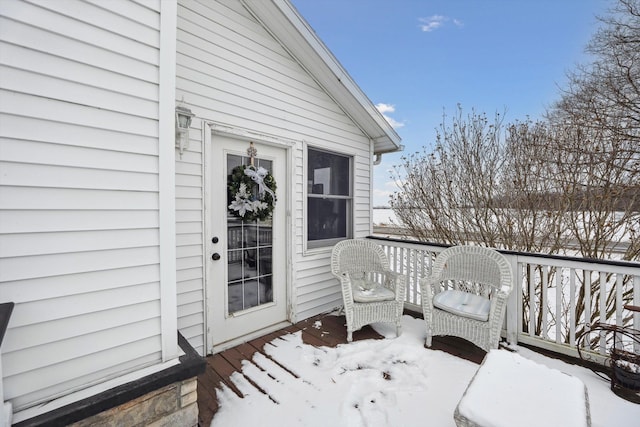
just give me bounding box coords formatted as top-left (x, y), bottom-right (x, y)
top-left (352, 280), bottom-right (396, 303)
top-left (433, 289), bottom-right (490, 321)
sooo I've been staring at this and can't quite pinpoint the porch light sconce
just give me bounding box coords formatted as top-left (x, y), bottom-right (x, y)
top-left (175, 104), bottom-right (195, 158)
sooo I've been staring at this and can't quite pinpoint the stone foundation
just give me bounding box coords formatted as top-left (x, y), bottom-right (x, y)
top-left (68, 377), bottom-right (199, 427)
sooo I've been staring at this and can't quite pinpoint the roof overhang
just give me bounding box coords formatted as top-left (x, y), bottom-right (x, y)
top-left (241, 0), bottom-right (402, 155)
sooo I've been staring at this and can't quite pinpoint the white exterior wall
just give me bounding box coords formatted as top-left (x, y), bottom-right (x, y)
top-left (0, 0), bottom-right (178, 415)
top-left (175, 0), bottom-right (374, 353)
top-left (175, 126), bottom-right (206, 355)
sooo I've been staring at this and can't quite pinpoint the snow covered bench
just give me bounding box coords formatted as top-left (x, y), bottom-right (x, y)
top-left (454, 350), bottom-right (591, 427)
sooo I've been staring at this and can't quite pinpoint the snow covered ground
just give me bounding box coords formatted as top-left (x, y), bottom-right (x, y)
top-left (211, 315), bottom-right (639, 427)
top-left (372, 208), bottom-right (397, 226)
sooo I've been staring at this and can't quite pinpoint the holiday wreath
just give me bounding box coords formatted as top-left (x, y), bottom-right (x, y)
top-left (228, 165), bottom-right (277, 222)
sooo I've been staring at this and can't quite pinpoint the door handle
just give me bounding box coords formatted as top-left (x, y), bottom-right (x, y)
top-left (212, 253), bottom-right (221, 261)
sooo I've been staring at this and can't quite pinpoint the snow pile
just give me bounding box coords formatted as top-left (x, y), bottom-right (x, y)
top-left (211, 315), bottom-right (639, 427)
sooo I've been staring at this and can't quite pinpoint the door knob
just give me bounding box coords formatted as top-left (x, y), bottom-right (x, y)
top-left (212, 253), bottom-right (221, 261)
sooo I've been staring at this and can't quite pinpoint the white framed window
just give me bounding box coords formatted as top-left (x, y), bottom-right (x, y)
top-left (307, 147), bottom-right (352, 248)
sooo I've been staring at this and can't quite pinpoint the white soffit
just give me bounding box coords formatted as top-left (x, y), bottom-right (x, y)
top-left (241, 0), bottom-right (403, 154)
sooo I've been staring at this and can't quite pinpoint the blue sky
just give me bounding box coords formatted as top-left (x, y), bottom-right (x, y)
top-left (290, 0), bottom-right (609, 206)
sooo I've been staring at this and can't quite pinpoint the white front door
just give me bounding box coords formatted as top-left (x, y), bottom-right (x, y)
top-left (207, 134), bottom-right (288, 351)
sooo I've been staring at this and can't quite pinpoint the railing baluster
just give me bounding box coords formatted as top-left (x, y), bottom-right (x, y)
top-left (529, 264), bottom-right (536, 337)
top-left (599, 271), bottom-right (607, 353)
top-left (505, 254), bottom-right (519, 345)
top-left (615, 274), bottom-right (623, 327)
top-left (393, 245), bottom-right (398, 276)
top-left (634, 275), bottom-right (640, 354)
top-left (517, 259), bottom-right (525, 336)
top-left (555, 267), bottom-right (562, 344)
top-left (407, 249), bottom-right (420, 305)
top-left (584, 270), bottom-right (591, 330)
top-left (569, 268), bottom-right (576, 347)
top-left (542, 265), bottom-right (548, 340)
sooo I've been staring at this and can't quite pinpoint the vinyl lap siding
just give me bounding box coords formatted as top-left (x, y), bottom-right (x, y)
top-left (0, 0), bottom-right (163, 411)
top-left (176, 125), bottom-right (205, 355)
top-left (176, 0), bottom-right (373, 337)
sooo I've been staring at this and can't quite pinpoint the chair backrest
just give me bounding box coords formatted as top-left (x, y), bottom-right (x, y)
top-left (330, 239), bottom-right (389, 278)
top-left (432, 245), bottom-right (512, 295)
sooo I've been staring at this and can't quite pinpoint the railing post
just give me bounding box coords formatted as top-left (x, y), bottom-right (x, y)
top-left (505, 253), bottom-right (519, 345)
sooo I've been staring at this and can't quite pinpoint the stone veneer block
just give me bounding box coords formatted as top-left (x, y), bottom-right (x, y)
top-left (147, 403), bottom-right (198, 427)
top-left (180, 378), bottom-right (198, 407)
top-left (68, 376), bottom-right (198, 427)
top-left (181, 378), bottom-right (197, 396)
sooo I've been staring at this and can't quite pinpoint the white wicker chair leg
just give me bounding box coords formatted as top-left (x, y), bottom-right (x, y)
top-left (347, 330), bottom-right (353, 342)
top-left (425, 333), bottom-right (433, 348)
top-left (396, 323), bottom-right (402, 338)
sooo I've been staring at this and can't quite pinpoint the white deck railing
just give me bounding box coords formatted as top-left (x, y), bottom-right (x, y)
top-left (368, 236), bottom-right (640, 360)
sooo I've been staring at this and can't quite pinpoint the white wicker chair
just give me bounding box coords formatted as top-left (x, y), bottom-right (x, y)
top-left (421, 245), bottom-right (513, 352)
top-left (331, 239), bottom-right (407, 342)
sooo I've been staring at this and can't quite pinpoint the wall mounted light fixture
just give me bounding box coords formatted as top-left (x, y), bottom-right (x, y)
top-left (175, 104), bottom-right (195, 158)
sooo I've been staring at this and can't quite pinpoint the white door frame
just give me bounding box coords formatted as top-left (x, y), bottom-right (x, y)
top-left (202, 122), bottom-right (296, 354)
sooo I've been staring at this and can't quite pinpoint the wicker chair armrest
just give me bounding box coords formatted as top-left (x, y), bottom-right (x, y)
top-left (420, 277), bottom-right (440, 308)
top-left (497, 287), bottom-right (511, 299)
top-left (380, 270), bottom-right (407, 302)
top-left (339, 272), bottom-right (355, 303)
top-left (393, 273), bottom-right (407, 302)
top-left (488, 286), bottom-right (510, 318)
top-left (381, 269), bottom-right (399, 288)
top-left (424, 276), bottom-right (445, 295)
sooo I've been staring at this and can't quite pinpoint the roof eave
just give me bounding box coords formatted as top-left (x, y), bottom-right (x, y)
top-left (241, 0), bottom-right (403, 154)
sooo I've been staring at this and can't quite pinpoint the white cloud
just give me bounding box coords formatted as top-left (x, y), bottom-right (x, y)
top-left (384, 116), bottom-right (405, 128)
top-left (375, 103), bottom-right (405, 129)
top-left (376, 103), bottom-right (396, 114)
top-left (419, 15), bottom-right (463, 32)
top-left (419, 15), bottom-right (446, 32)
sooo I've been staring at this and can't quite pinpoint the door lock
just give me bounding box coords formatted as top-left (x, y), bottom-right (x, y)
top-left (212, 253), bottom-right (221, 261)
top-left (212, 236), bottom-right (219, 244)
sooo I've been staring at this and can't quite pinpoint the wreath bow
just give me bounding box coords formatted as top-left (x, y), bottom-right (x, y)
top-left (244, 166), bottom-right (275, 199)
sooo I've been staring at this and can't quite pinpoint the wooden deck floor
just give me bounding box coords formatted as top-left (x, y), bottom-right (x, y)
top-left (196, 312), bottom-right (486, 427)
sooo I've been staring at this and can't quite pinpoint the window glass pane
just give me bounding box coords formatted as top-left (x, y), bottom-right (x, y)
top-left (308, 149), bottom-right (350, 196)
top-left (243, 249), bottom-right (258, 278)
top-left (228, 251), bottom-right (243, 281)
top-left (227, 220), bottom-right (243, 249)
top-left (243, 224), bottom-right (258, 248)
top-left (228, 281), bottom-right (243, 313)
top-left (257, 158), bottom-right (272, 171)
top-left (307, 198), bottom-right (348, 241)
top-left (258, 221), bottom-right (272, 245)
top-left (243, 280), bottom-right (259, 308)
top-left (259, 276), bottom-right (273, 305)
top-left (226, 154), bottom-right (247, 173)
top-left (259, 247), bottom-right (272, 275)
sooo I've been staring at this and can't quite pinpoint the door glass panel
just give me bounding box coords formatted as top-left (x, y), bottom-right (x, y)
top-left (258, 247), bottom-right (272, 275)
top-left (243, 225), bottom-right (258, 249)
top-left (228, 218), bottom-right (243, 249)
top-left (227, 153), bottom-right (275, 314)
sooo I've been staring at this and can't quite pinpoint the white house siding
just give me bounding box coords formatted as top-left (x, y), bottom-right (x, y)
top-left (0, 0), bottom-right (166, 412)
top-left (175, 125), bottom-right (206, 356)
top-left (176, 0), bottom-right (374, 351)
